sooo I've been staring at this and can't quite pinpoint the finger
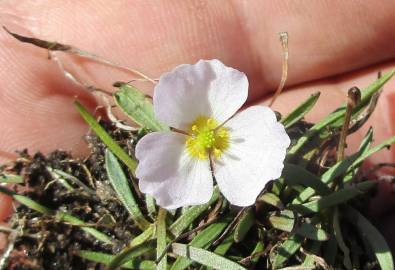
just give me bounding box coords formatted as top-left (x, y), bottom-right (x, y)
top-left (0, 25), bottom-right (97, 164)
top-left (1, 0), bottom-right (394, 101)
top-left (265, 60), bottom-right (395, 218)
top-left (268, 60), bottom-right (395, 165)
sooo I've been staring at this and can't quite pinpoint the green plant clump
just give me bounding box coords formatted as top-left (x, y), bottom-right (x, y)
top-left (1, 61), bottom-right (395, 268)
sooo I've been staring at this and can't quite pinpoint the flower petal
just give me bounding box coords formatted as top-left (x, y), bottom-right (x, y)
top-left (154, 59), bottom-right (248, 130)
top-left (135, 132), bottom-right (213, 209)
top-left (214, 106), bottom-right (290, 207)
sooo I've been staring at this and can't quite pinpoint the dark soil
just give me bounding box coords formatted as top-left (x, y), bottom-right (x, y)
top-left (1, 122), bottom-right (141, 270)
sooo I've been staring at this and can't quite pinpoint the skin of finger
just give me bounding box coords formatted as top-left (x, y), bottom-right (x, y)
top-left (269, 61), bottom-right (395, 165)
top-left (1, 0), bottom-right (395, 102)
top-left (268, 61), bottom-right (395, 217)
top-left (0, 26), bottom-right (97, 164)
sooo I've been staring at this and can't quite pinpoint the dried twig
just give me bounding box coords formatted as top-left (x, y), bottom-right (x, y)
top-left (337, 87), bottom-right (361, 161)
top-left (3, 26), bottom-right (156, 84)
top-left (269, 32), bottom-right (289, 107)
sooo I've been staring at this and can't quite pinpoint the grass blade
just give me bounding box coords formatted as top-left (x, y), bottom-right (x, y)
top-left (345, 206), bottom-right (394, 270)
top-left (258, 192), bottom-right (284, 209)
top-left (170, 219), bottom-right (229, 270)
top-left (78, 250), bottom-right (156, 269)
top-left (108, 241), bottom-right (156, 270)
top-left (55, 212), bottom-right (112, 244)
top-left (75, 101), bottom-right (138, 173)
top-left (156, 208), bottom-right (167, 270)
top-left (272, 234), bottom-right (303, 268)
top-left (282, 163), bottom-right (331, 195)
top-left (0, 174), bottom-right (23, 184)
top-left (281, 92), bottom-right (320, 129)
top-left (105, 149), bottom-right (150, 230)
top-left (114, 83), bottom-right (168, 131)
top-left (290, 181), bottom-right (375, 215)
top-left (0, 188), bottom-right (113, 244)
top-left (295, 223), bottom-right (329, 241)
top-left (172, 243), bottom-right (247, 270)
top-left (234, 208), bottom-right (255, 243)
top-left (170, 188), bottom-right (220, 237)
top-left (286, 69), bottom-right (395, 160)
top-left (269, 210), bottom-right (295, 232)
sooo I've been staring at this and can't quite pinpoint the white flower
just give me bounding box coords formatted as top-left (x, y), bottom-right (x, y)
top-left (135, 59), bottom-right (290, 209)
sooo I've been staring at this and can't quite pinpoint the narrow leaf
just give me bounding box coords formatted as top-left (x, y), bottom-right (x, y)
top-left (56, 212), bottom-right (112, 244)
top-left (170, 188), bottom-right (220, 237)
top-left (281, 92), bottom-right (320, 129)
top-left (282, 163), bottom-right (331, 195)
top-left (129, 225), bottom-right (155, 247)
top-left (105, 149), bottom-right (150, 230)
top-left (258, 192), bottom-right (284, 209)
top-left (3, 189), bottom-right (112, 244)
top-left (345, 206), bottom-right (394, 270)
top-left (290, 181), bottom-right (375, 215)
top-left (146, 195), bottom-right (156, 219)
top-left (108, 241), bottom-right (156, 270)
top-left (171, 219), bottom-right (229, 270)
top-left (272, 234), bottom-right (303, 268)
top-left (75, 101), bottom-right (138, 173)
top-left (234, 208), bottom-right (255, 243)
top-left (286, 69), bottom-right (395, 160)
top-left (78, 250), bottom-right (156, 270)
top-left (156, 208), bottom-right (167, 270)
top-left (269, 209), bottom-right (295, 232)
top-left (295, 223), bottom-right (329, 241)
top-left (0, 174), bottom-right (23, 184)
top-left (172, 243), bottom-right (247, 270)
top-left (114, 83), bottom-right (168, 131)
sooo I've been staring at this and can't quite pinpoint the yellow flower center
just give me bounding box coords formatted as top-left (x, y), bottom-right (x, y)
top-left (185, 116), bottom-right (230, 160)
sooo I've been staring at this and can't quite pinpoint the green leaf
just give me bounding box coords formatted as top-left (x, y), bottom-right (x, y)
top-left (345, 206), bottom-right (394, 270)
top-left (78, 250), bottom-right (156, 270)
top-left (170, 188), bottom-right (220, 237)
top-left (0, 174), bottom-right (23, 184)
top-left (114, 82), bottom-right (168, 131)
top-left (272, 234), bottom-right (303, 268)
top-left (269, 209), bottom-right (295, 232)
top-left (333, 207), bottom-right (352, 269)
top-left (295, 223), bottom-right (329, 241)
top-left (213, 233), bottom-right (234, 256)
top-left (172, 243), bottom-right (247, 270)
top-left (105, 149), bottom-right (150, 230)
top-left (250, 241), bottom-right (265, 265)
top-left (129, 225), bottom-right (155, 247)
top-left (292, 152), bottom-right (360, 204)
top-left (290, 181), bottom-right (375, 215)
top-left (13, 194), bottom-right (52, 214)
top-left (282, 163), bottom-right (331, 195)
top-left (4, 190), bottom-right (112, 244)
top-left (234, 208), bottom-right (255, 243)
top-left (344, 135), bottom-right (395, 183)
top-left (146, 195), bottom-right (156, 219)
top-left (156, 208), bottom-right (167, 270)
top-left (171, 219), bottom-right (229, 270)
top-left (286, 69), bottom-right (395, 160)
top-left (258, 192), bottom-right (284, 209)
top-left (281, 92), bottom-right (320, 129)
top-left (292, 132), bottom-right (392, 205)
top-left (75, 101), bottom-right (138, 174)
top-left (108, 241), bottom-right (156, 270)
top-left (323, 236), bottom-right (338, 267)
top-left (55, 212), bottom-right (112, 244)
top-left (301, 241), bottom-right (321, 267)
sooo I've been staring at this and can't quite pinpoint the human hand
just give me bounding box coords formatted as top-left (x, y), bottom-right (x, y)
top-left (0, 0), bottom-right (395, 245)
